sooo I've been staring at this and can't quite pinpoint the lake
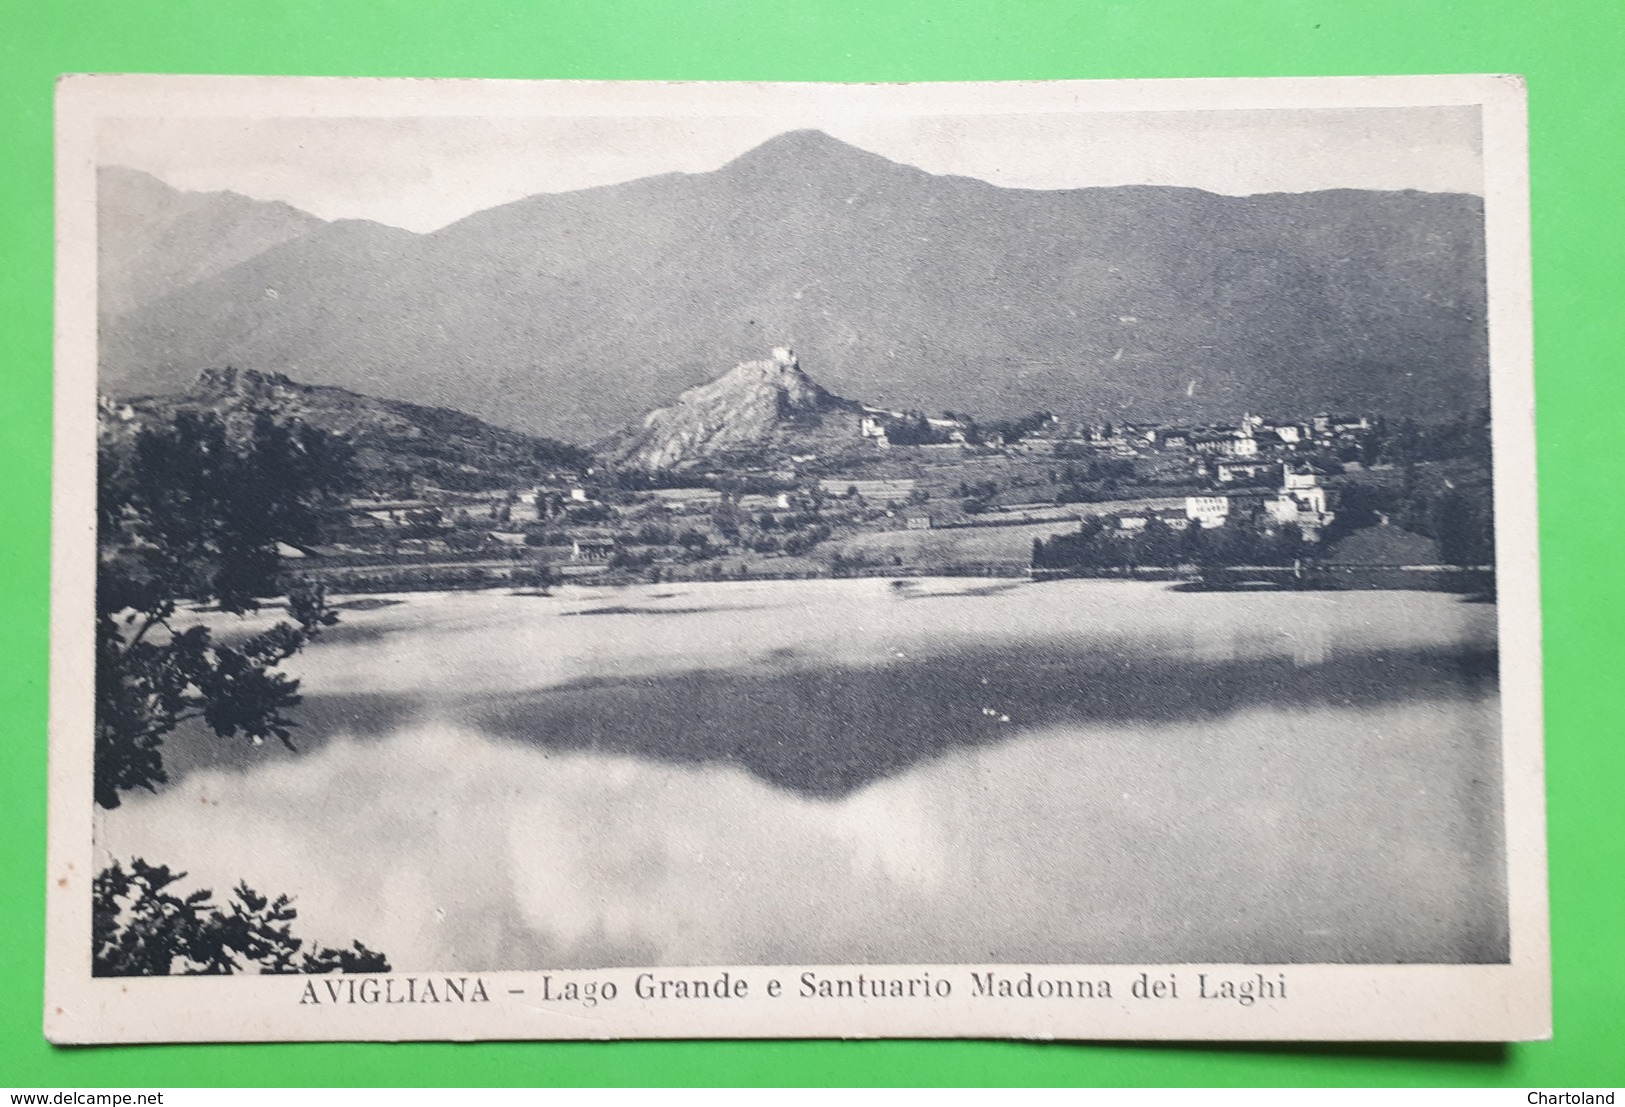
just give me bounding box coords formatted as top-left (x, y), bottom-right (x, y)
top-left (97, 578), bottom-right (1507, 970)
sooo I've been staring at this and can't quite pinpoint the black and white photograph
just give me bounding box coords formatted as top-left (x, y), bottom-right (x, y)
top-left (46, 75), bottom-right (1547, 1042)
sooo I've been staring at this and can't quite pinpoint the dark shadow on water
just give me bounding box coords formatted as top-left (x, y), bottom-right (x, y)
top-left (469, 640), bottom-right (1499, 799)
top-left (158, 691), bottom-right (425, 785)
top-left (901, 580), bottom-right (1028, 599)
top-left (331, 597), bottom-right (406, 611)
top-left (316, 620), bottom-right (392, 646)
top-left (565, 605), bottom-right (747, 617)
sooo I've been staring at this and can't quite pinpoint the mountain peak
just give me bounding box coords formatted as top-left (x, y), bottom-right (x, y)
top-left (98, 166), bottom-right (328, 317)
top-left (723, 129), bottom-right (905, 180)
top-left (748, 128), bottom-right (855, 154)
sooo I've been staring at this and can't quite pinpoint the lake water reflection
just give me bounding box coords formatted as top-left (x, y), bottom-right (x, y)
top-left (98, 579), bottom-right (1507, 969)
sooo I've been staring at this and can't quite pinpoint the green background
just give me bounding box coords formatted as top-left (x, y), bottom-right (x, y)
top-left (3, 0), bottom-right (1621, 1088)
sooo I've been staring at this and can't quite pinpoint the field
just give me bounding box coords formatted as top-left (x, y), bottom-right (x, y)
top-left (831, 518), bottom-right (1084, 566)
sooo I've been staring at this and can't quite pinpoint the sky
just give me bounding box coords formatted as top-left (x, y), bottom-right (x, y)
top-left (100, 106), bottom-right (1483, 233)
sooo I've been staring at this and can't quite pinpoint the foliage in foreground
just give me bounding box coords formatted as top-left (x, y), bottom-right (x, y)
top-left (93, 858), bottom-right (389, 976)
top-left (96, 407), bottom-right (357, 808)
top-left (95, 402), bottom-right (389, 975)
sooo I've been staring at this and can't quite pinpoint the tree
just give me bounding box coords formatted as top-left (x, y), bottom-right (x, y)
top-left (511, 563), bottom-right (563, 591)
top-left (1129, 518), bottom-right (1182, 568)
top-left (980, 409), bottom-right (1053, 445)
top-left (96, 408), bottom-right (358, 809)
top-left (1254, 521), bottom-right (1308, 566)
top-left (444, 527), bottom-right (491, 552)
top-left (710, 497), bottom-right (742, 540)
top-left (884, 411), bottom-right (952, 446)
top-left (1033, 516), bottom-right (1114, 571)
top-left (1432, 485), bottom-right (1496, 566)
top-left (1181, 516), bottom-right (1266, 567)
top-left (94, 405), bottom-right (391, 975)
top-left (1361, 416), bottom-right (1388, 466)
top-left (400, 507), bottom-right (445, 538)
top-left (1322, 479), bottom-right (1398, 548)
top-left (93, 858), bottom-right (389, 976)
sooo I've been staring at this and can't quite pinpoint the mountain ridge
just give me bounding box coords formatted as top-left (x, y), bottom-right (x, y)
top-left (99, 130), bottom-right (1490, 438)
top-left (107, 367), bottom-right (589, 495)
top-left (97, 166), bottom-right (329, 317)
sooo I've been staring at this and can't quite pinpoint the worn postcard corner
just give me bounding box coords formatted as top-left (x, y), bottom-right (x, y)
top-left (47, 73), bottom-right (1547, 1043)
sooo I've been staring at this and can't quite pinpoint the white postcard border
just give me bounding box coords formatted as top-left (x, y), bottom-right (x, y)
top-left (46, 73), bottom-right (1547, 1043)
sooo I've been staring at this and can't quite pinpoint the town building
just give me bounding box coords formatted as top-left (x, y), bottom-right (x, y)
top-left (570, 535), bottom-right (616, 562)
top-left (1212, 459), bottom-right (1277, 484)
top-left (1191, 433), bottom-right (1260, 458)
top-left (1185, 495), bottom-right (1231, 528)
top-left (1270, 468), bottom-right (1332, 529)
top-left (1185, 466), bottom-right (1332, 533)
top-left (1313, 412), bottom-right (1372, 439)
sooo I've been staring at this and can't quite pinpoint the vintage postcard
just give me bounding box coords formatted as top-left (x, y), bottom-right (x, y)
top-left (47, 74), bottom-right (1547, 1042)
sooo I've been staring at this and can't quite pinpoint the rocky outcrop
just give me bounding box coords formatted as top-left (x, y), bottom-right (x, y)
top-left (610, 348), bottom-right (862, 470)
top-left (116, 368), bottom-right (590, 492)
